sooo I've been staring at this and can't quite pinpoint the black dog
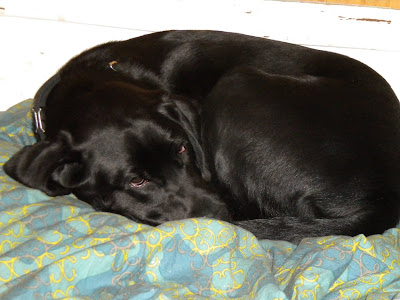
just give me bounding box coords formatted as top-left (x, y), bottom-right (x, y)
top-left (5, 30), bottom-right (400, 243)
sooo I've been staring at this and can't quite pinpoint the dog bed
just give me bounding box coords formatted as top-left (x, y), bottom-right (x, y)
top-left (1, 100), bottom-right (400, 299)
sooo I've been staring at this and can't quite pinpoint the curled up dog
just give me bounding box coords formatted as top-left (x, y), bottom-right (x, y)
top-left (4, 30), bottom-right (400, 243)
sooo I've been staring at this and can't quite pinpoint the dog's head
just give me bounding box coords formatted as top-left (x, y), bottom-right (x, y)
top-left (4, 75), bottom-right (231, 225)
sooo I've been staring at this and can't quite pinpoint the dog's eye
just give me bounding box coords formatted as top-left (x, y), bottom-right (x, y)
top-left (178, 145), bottom-right (186, 154)
top-left (130, 177), bottom-right (148, 188)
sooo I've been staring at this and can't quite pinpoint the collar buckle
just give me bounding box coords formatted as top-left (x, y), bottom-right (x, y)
top-left (32, 107), bottom-right (46, 140)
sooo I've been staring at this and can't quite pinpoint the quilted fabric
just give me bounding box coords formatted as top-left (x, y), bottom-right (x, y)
top-left (1, 100), bottom-right (400, 299)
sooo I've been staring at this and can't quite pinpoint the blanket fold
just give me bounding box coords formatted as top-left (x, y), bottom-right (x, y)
top-left (1, 100), bottom-right (399, 299)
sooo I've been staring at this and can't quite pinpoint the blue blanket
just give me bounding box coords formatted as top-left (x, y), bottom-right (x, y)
top-left (1, 100), bottom-right (400, 299)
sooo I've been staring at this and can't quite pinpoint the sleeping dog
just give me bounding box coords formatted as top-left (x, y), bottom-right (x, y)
top-left (4, 30), bottom-right (400, 243)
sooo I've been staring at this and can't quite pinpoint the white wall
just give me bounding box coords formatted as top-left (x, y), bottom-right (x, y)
top-left (0, 0), bottom-right (399, 110)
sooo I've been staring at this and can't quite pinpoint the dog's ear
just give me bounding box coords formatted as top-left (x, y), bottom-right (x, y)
top-left (159, 96), bottom-right (211, 181)
top-left (4, 139), bottom-right (88, 196)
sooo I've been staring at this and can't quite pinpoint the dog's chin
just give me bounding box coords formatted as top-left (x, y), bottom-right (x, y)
top-left (117, 211), bottom-right (144, 224)
top-left (125, 207), bottom-right (232, 226)
top-left (92, 201), bottom-right (232, 226)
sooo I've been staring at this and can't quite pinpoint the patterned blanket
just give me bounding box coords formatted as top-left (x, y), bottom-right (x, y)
top-left (1, 100), bottom-right (400, 299)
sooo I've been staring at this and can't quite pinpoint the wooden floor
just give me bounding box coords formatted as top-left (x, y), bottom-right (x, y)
top-left (304, 0), bottom-right (400, 9)
top-left (0, 0), bottom-right (399, 110)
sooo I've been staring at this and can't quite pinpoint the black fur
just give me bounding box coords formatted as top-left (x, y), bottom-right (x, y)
top-left (4, 30), bottom-right (400, 243)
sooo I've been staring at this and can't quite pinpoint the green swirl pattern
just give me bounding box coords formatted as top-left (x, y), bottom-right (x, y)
top-left (1, 100), bottom-right (400, 299)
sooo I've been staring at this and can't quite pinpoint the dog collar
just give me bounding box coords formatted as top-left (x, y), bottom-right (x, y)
top-left (33, 62), bottom-right (117, 140)
top-left (32, 74), bottom-right (61, 140)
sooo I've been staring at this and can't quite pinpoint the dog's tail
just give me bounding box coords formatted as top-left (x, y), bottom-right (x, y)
top-left (234, 216), bottom-right (391, 244)
top-left (234, 218), bottom-right (355, 244)
top-left (233, 191), bottom-right (400, 244)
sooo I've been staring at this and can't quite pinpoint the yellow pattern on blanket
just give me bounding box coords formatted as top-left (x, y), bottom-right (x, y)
top-left (1, 100), bottom-right (400, 299)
